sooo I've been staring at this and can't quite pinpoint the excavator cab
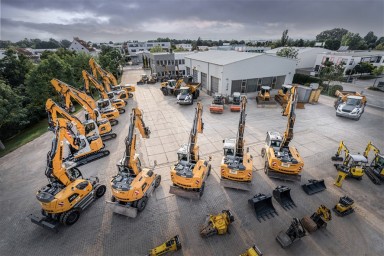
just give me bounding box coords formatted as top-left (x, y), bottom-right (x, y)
top-left (97, 99), bottom-right (113, 111)
top-left (177, 144), bottom-right (189, 161)
top-left (344, 154), bottom-right (367, 178)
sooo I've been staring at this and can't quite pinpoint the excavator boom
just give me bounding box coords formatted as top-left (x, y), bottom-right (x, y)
top-left (280, 86), bottom-right (297, 150)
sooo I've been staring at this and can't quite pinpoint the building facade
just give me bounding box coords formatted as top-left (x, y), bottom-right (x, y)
top-left (68, 37), bottom-right (97, 56)
top-left (127, 41), bottom-right (171, 65)
top-left (145, 52), bottom-right (196, 78)
top-left (175, 44), bottom-right (192, 51)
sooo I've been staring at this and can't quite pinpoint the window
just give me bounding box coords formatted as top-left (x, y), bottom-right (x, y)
top-left (157, 60), bottom-right (160, 65)
top-left (162, 44), bottom-right (165, 46)
top-left (147, 44), bottom-right (153, 47)
top-left (171, 60), bottom-right (174, 65)
top-left (182, 70), bottom-right (185, 75)
top-left (349, 59), bottom-right (354, 65)
top-left (131, 49), bottom-right (136, 52)
top-left (182, 59), bottom-right (185, 64)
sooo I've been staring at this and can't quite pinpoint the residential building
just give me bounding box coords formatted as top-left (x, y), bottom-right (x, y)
top-left (68, 37), bottom-right (97, 56)
top-left (127, 41), bottom-right (171, 65)
top-left (185, 51), bottom-right (296, 96)
top-left (175, 44), bottom-right (192, 51)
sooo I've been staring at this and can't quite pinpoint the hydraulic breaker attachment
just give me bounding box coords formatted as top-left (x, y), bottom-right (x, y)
top-left (200, 210), bottom-right (234, 238)
top-left (169, 185), bottom-right (202, 200)
top-left (273, 185), bottom-right (296, 210)
top-left (334, 170), bottom-right (348, 188)
top-left (248, 194), bottom-right (278, 222)
top-left (240, 244), bottom-right (263, 256)
top-left (276, 218), bottom-right (306, 248)
top-left (333, 196), bottom-right (354, 217)
top-left (105, 201), bottom-right (138, 218)
top-left (220, 178), bottom-right (252, 191)
top-left (301, 179), bottom-right (326, 195)
top-left (148, 235), bottom-right (182, 256)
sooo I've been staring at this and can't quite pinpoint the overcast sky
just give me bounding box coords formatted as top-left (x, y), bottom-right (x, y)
top-left (1, 0), bottom-right (383, 43)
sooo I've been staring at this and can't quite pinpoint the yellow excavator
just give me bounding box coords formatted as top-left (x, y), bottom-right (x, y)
top-left (221, 96), bottom-right (253, 190)
top-left (261, 85), bottom-right (304, 181)
top-left (107, 108), bottom-right (161, 218)
top-left (82, 70), bottom-right (126, 114)
top-left (46, 98), bottom-right (116, 141)
top-left (29, 118), bottom-right (106, 232)
top-left (160, 78), bottom-right (184, 96)
top-left (89, 58), bottom-right (134, 99)
top-left (170, 102), bottom-right (211, 199)
top-left (363, 141), bottom-right (384, 185)
top-left (332, 141), bottom-right (367, 187)
top-left (240, 245), bottom-right (263, 256)
top-left (51, 78), bottom-right (120, 126)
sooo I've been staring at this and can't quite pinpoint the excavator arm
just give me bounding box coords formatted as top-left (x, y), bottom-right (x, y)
top-left (332, 141), bottom-right (349, 164)
top-left (82, 70), bottom-right (109, 100)
top-left (236, 96), bottom-right (247, 156)
top-left (280, 86), bottom-right (297, 150)
top-left (364, 141), bottom-right (380, 158)
top-left (90, 58), bottom-right (118, 87)
top-left (188, 102), bottom-right (203, 162)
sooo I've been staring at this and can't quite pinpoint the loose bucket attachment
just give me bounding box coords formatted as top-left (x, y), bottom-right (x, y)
top-left (331, 155), bottom-right (344, 161)
top-left (169, 185), bottom-right (202, 200)
top-left (29, 214), bottom-right (59, 232)
top-left (220, 178), bottom-right (252, 191)
top-left (273, 186), bottom-right (296, 210)
top-left (248, 193), bottom-right (278, 222)
top-left (105, 201), bottom-right (138, 218)
top-left (301, 179), bottom-right (327, 195)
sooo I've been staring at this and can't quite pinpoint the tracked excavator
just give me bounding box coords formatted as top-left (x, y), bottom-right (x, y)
top-left (46, 99), bottom-right (116, 141)
top-left (107, 108), bottom-right (161, 217)
top-left (363, 141), bottom-right (384, 185)
top-left (51, 78), bottom-right (120, 126)
top-left (170, 102), bottom-right (211, 199)
top-left (221, 96), bottom-right (253, 190)
top-left (82, 70), bottom-right (126, 114)
top-left (29, 118), bottom-right (106, 231)
top-left (89, 57), bottom-right (134, 99)
top-left (261, 85), bottom-right (304, 181)
top-left (332, 141), bottom-right (367, 187)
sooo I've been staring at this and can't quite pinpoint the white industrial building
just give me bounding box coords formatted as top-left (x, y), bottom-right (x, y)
top-left (185, 51), bottom-right (296, 96)
top-left (175, 44), bottom-right (193, 51)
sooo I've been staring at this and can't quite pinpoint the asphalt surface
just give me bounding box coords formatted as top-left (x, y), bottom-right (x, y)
top-left (0, 67), bottom-right (383, 256)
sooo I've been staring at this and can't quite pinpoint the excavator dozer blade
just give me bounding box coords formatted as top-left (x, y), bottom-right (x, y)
top-left (273, 186), bottom-right (296, 210)
top-left (169, 186), bottom-right (201, 200)
top-left (220, 178), bottom-right (252, 191)
top-left (29, 214), bottom-right (59, 232)
top-left (301, 179), bottom-right (327, 195)
top-left (276, 231), bottom-right (293, 248)
top-left (105, 201), bottom-right (138, 218)
top-left (267, 170), bottom-right (301, 182)
top-left (248, 194), bottom-right (278, 222)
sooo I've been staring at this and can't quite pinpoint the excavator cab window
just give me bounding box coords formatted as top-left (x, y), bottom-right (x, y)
top-left (374, 155), bottom-right (384, 167)
top-left (224, 148), bottom-right (234, 156)
top-left (85, 122), bottom-right (96, 135)
top-left (107, 92), bottom-right (114, 99)
top-left (271, 140), bottom-right (281, 148)
top-left (98, 100), bottom-right (110, 109)
top-left (178, 152), bottom-right (188, 161)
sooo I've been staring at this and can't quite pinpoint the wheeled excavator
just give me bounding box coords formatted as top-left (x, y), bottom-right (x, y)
top-left (46, 98), bottom-right (116, 141)
top-left (89, 57), bottom-right (134, 99)
top-left (300, 205), bottom-right (332, 233)
top-left (169, 102), bottom-right (211, 199)
top-left (261, 85), bottom-right (304, 181)
top-left (363, 141), bottom-right (384, 185)
top-left (29, 118), bottom-right (106, 231)
top-left (107, 108), bottom-right (161, 217)
top-left (51, 78), bottom-right (120, 126)
top-left (82, 70), bottom-right (126, 114)
top-left (200, 210), bottom-right (235, 238)
top-left (332, 141), bottom-right (367, 187)
top-left (221, 96), bottom-right (253, 190)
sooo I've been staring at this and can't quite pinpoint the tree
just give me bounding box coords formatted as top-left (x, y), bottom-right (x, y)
top-left (296, 39), bottom-right (304, 47)
top-left (324, 39), bottom-right (341, 50)
top-left (150, 45), bottom-right (165, 53)
top-left (196, 37), bottom-right (203, 46)
top-left (316, 28), bottom-right (349, 41)
top-left (375, 43), bottom-right (384, 50)
top-left (353, 62), bottom-right (374, 77)
top-left (372, 66), bottom-right (384, 87)
top-left (280, 29), bottom-right (289, 46)
top-left (99, 46), bottom-right (124, 78)
top-left (341, 32), bottom-right (367, 50)
top-left (276, 47), bottom-right (298, 59)
top-left (364, 31), bottom-right (378, 49)
top-left (60, 39), bottom-right (72, 48)
top-left (0, 48), bottom-right (33, 89)
top-left (319, 61), bottom-right (345, 94)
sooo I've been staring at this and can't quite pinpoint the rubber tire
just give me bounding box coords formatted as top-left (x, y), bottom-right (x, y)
top-left (207, 165), bottom-right (211, 176)
top-left (154, 175), bottom-right (161, 188)
top-left (110, 196), bottom-right (116, 202)
top-left (161, 88), bottom-right (167, 96)
top-left (261, 148), bottom-right (266, 158)
top-left (199, 182), bottom-right (205, 197)
top-left (264, 161), bottom-right (269, 175)
top-left (95, 185), bottom-right (106, 198)
top-left (136, 197), bottom-right (148, 212)
top-left (61, 209), bottom-right (81, 226)
top-left (191, 98), bottom-right (194, 105)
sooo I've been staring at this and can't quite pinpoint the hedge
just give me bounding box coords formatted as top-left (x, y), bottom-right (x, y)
top-left (293, 74), bottom-right (323, 86)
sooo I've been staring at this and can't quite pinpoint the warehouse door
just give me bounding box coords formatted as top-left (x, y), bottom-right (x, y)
top-left (211, 76), bottom-right (219, 94)
top-left (275, 75), bottom-right (286, 89)
top-left (231, 80), bottom-right (242, 94)
top-left (246, 78), bottom-right (257, 92)
top-left (201, 72), bottom-right (207, 89)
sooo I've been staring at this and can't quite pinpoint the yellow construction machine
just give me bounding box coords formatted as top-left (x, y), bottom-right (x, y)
top-left (169, 102), bottom-right (211, 199)
top-left (89, 57), bottom-right (134, 99)
top-left (82, 70), bottom-right (126, 114)
top-left (333, 196), bottom-right (354, 217)
top-left (200, 210), bottom-right (235, 238)
top-left (51, 78), bottom-right (120, 126)
top-left (148, 235), bottom-right (182, 256)
top-left (29, 118), bottom-right (106, 232)
top-left (240, 245), bottom-right (263, 256)
top-left (332, 141), bottom-right (367, 187)
top-left (300, 205), bottom-right (332, 233)
top-left (160, 78), bottom-right (184, 96)
top-left (363, 141), bottom-right (384, 185)
top-left (107, 108), bottom-right (161, 217)
top-left (230, 92), bottom-right (241, 112)
top-left (275, 84), bottom-right (292, 107)
top-left (221, 96), bottom-right (253, 190)
top-left (46, 98), bottom-right (116, 141)
top-left (261, 86), bottom-right (304, 181)
top-left (256, 86), bottom-right (275, 107)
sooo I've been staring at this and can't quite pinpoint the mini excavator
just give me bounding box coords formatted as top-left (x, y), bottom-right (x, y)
top-left (89, 57), bottom-right (135, 99)
top-left (200, 210), bottom-right (234, 238)
top-left (169, 102), bottom-right (211, 199)
top-left (148, 235), bottom-right (182, 256)
top-left (29, 118), bottom-right (106, 231)
top-left (363, 141), bottom-right (384, 185)
top-left (82, 70), bottom-right (126, 114)
top-left (300, 205), bottom-right (332, 233)
top-left (107, 108), bottom-right (161, 217)
top-left (221, 95), bottom-right (253, 190)
top-left (261, 85), bottom-right (304, 181)
top-left (46, 99), bottom-right (116, 141)
top-left (51, 78), bottom-right (120, 126)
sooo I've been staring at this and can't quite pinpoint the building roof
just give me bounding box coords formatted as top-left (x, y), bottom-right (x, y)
top-left (73, 37), bottom-right (95, 52)
top-left (185, 50), bottom-right (264, 65)
top-left (322, 51), bottom-right (384, 57)
top-left (266, 47), bottom-right (329, 54)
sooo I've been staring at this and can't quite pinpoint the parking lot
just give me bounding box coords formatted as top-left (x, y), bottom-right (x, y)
top-left (0, 67), bottom-right (383, 256)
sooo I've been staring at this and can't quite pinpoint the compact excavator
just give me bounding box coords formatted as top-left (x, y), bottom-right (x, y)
top-left (220, 96), bottom-right (253, 190)
top-left (46, 98), bottom-right (116, 141)
top-left (51, 78), bottom-right (120, 126)
top-left (29, 118), bottom-right (106, 231)
top-left (107, 108), bottom-right (161, 217)
top-left (261, 85), bottom-right (304, 181)
top-left (363, 141), bottom-right (383, 185)
top-left (89, 58), bottom-right (134, 99)
top-left (82, 70), bottom-right (126, 114)
top-left (169, 102), bottom-right (211, 199)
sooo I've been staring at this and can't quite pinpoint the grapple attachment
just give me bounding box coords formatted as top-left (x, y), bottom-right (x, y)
top-left (248, 193), bottom-right (278, 222)
top-left (301, 179), bottom-right (327, 195)
top-left (105, 201), bottom-right (138, 218)
top-left (273, 185), bottom-right (296, 210)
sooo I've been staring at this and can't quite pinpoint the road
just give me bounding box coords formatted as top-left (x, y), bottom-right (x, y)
top-left (0, 67), bottom-right (383, 256)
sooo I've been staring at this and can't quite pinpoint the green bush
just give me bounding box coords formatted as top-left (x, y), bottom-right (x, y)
top-left (293, 73), bottom-right (323, 85)
top-left (328, 84), bottom-right (344, 96)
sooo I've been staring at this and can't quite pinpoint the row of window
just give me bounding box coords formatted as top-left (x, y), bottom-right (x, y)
top-left (322, 56), bottom-right (383, 66)
top-left (156, 59), bottom-right (185, 66)
top-left (158, 70), bottom-right (186, 76)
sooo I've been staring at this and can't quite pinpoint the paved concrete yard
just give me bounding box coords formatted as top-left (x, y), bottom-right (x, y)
top-left (0, 67), bottom-right (383, 256)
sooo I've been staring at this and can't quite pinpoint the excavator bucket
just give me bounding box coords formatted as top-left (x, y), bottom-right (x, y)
top-left (301, 179), bottom-right (327, 195)
top-left (220, 178), bottom-right (252, 191)
top-left (331, 155), bottom-right (344, 161)
top-left (169, 185), bottom-right (202, 200)
top-left (209, 104), bottom-right (224, 113)
top-left (248, 194), bottom-right (278, 222)
top-left (105, 201), bottom-right (138, 218)
top-left (273, 186), bottom-right (296, 210)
